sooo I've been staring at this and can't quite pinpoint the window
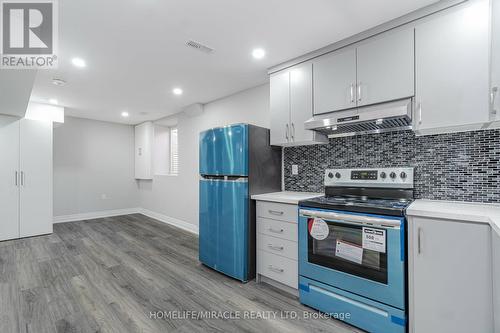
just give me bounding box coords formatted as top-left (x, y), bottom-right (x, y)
top-left (169, 127), bottom-right (179, 175)
top-left (153, 125), bottom-right (178, 176)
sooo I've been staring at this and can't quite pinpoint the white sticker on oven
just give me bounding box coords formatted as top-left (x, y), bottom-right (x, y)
top-left (309, 218), bottom-right (329, 240)
top-left (335, 240), bottom-right (363, 264)
top-left (362, 227), bottom-right (386, 253)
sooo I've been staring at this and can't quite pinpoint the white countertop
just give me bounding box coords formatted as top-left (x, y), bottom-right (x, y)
top-left (251, 191), bottom-right (323, 205)
top-left (407, 199), bottom-right (500, 236)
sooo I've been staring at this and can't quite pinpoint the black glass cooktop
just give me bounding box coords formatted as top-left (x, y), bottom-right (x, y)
top-left (299, 195), bottom-right (413, 217)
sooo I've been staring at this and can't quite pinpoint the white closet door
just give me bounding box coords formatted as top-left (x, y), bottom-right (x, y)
top-left (0, 117), bottom-right (20, 241)
top-left (19, 118), bottom-right (53, 238)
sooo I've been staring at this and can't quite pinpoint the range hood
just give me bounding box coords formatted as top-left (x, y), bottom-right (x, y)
top-left (305, 99), bottom-right (413, 138)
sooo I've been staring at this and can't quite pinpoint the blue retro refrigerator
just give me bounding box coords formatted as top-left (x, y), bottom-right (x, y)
top-left (199, 124), bottom-right (281, 282)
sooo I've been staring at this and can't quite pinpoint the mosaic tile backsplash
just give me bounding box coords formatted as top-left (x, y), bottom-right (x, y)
top-left (284, 129), bottom-right (500, 203)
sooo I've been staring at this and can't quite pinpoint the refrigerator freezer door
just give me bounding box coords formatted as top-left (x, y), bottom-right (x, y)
top-left (199, 124), bottom-right (248, 176)
top-left (199, 178), bottom-right (249, 281)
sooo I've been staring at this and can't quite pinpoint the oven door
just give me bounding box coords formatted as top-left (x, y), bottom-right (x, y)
top-left (299, 208), bottom-right (406, 310)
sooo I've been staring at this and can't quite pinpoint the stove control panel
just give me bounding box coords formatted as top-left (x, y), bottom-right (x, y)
top-left (324, 167), bottom-right (414, 188)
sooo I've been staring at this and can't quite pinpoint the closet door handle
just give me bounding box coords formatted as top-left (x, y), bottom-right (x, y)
top-left (20, 171), bottom-right (24, 186)
top-left (15, 171), bottom-right (18, 186)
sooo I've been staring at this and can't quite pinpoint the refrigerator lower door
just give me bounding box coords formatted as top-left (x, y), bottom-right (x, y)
top-left (199, 178), bottom-right (249, 281)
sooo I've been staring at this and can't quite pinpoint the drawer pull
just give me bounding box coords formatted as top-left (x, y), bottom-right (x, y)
top-left (268, 210), bottom-right (284, 216)
top-left (267, 244), bottom-right (284, 251)
top-left (268, 265), bottom-right (284, 273)
top-left (268, 227), bottom-right (284, 234)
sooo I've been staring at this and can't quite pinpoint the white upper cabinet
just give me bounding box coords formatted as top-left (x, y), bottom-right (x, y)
top-left (270, 63), bottom-right (327, 146)
top-left (290, 63), bottom-right (314, 143)
top-left (270, 70), bottom-right (291, 146)
top-left (414, 0), bottom-right (491, 134)
top-left (135, 121), bottom-right (154, 179)
top-left (313, 48), bottom-right (357, 115)
top-left (492, 0), bottom-right (500, 121)
top-left (356, 28), bottom-right (414, 107)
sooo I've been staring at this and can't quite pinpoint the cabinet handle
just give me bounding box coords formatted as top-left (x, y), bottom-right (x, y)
top-left (268, 265), bottom-right (284, 273)
top-left (291, 123), bottom-right (295, 141)
top-left (267, 244), bottom-right (284, 251)
top-left (417, 227), bottom-right (423, 254)
top-left (491, 87), bottom-right (498, 117)
top-left (268, 210), bottom-right (284, 216)
top-left (15, 171), bottom-right (18, 186)
top-left (268, 227), bottom-right (284, 234)
top-left (285, 124), bottom-right (289, 142)
top-left (350, 83), bottom-right (355, 103)
top-left (417, 102), bottom-right (423, 125)
top-left (20, 171), bottom-right (25, 186)
top-left (357, 82), bottom-right (362, 102)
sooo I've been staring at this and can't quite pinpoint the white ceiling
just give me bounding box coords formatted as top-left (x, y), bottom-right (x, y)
top-left (30, 0), bottom-right (440, 125)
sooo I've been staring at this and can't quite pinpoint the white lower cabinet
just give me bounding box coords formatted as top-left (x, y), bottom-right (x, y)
top-left (408, 216), bottom-right (494, 333)
top-left (0, 116), bottom-right (53, 241)
top-left (256, 201), bottom-right (298, 292)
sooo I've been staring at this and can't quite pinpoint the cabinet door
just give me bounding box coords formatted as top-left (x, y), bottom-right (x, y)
top-left (415, 0), bottom-right (490, 132)
top-left (357, 28), bottom-right (414, 106)
top-left (313, 48), bottom-right (356, 114)
top-left (135, 122), bottom-right (153, 179)
top-left (0, 117), bottom-right (20, 241)
top-left (270, 70), bottom-right (290, 146)
top-left (19, 119), bottom-right (53, 238)
top-left (410, 217), bottom-right (493, 333)
top-left (290, 62), bottom-right (313, 143)
top-left (492, 0), bottom-right (500, 120)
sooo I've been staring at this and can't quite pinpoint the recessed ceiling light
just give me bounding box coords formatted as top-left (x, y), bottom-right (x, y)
top-left (121, 111), bottom-right (129, 118)
top-left (49, 98), bottom-right (58, 105)
top-left (172, 88), bottom-right (183, 95)
top-left (52, 78), bottom-right (67, 86)
top-left (71, 57), bottom-right (86, 68)
top-left (252, 48), bottom-right (266, 59)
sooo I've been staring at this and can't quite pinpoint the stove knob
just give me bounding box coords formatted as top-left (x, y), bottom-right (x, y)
top-left (400, 171), bottom-right (407, 179)
top-left (335, 172), bottom-right (341, 179)
top-left (380, 172), bottom-right (387, 179)
top-left (390, 172), bottom-right (397, 179)
top-left (328, 172), bottom-right (334, 179)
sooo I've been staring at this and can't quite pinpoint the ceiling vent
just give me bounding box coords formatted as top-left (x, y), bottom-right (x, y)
top-left (186, 40), bottom-right (214, 54)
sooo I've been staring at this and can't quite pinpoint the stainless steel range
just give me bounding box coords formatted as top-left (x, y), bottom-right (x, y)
top-left (298, 167), bottom-right (414, 333)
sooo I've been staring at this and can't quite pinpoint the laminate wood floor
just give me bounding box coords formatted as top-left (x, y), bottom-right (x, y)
top-left (0, 214), bottom-right (363, 333)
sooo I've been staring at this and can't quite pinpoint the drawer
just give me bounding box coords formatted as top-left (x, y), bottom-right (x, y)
top-left (257, 250), bottom-right (298, 289)
top-left (256, 201), bottom-right (297, 223)
top-left (257, 233), bottom-right (298, 260)
top-left (257, 217), bottom-right (298, 242)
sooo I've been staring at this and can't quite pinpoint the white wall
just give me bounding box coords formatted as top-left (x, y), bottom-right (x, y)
top-left (138, 83), bottom-right (271, 229)
top-left (53, 117), bottom-right (139, 217)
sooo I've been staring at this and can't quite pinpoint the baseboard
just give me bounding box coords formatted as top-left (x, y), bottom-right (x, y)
top-left (53, 207), bottom-right (198, 236)
top-left (53, 208), bottom-right (141, 223)
top-left (139, 208), bottom-right (199, 235)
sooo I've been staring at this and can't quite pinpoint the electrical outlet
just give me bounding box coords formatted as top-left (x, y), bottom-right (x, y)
top-left (292, 165), bottom-right (299, 175)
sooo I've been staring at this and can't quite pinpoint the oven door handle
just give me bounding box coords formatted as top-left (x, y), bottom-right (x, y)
top-left (299, 209), bottom-right (401, 228)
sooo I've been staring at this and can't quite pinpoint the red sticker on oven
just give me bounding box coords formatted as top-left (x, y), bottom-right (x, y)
top-left (308, 218), bottom-right (329, 240)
